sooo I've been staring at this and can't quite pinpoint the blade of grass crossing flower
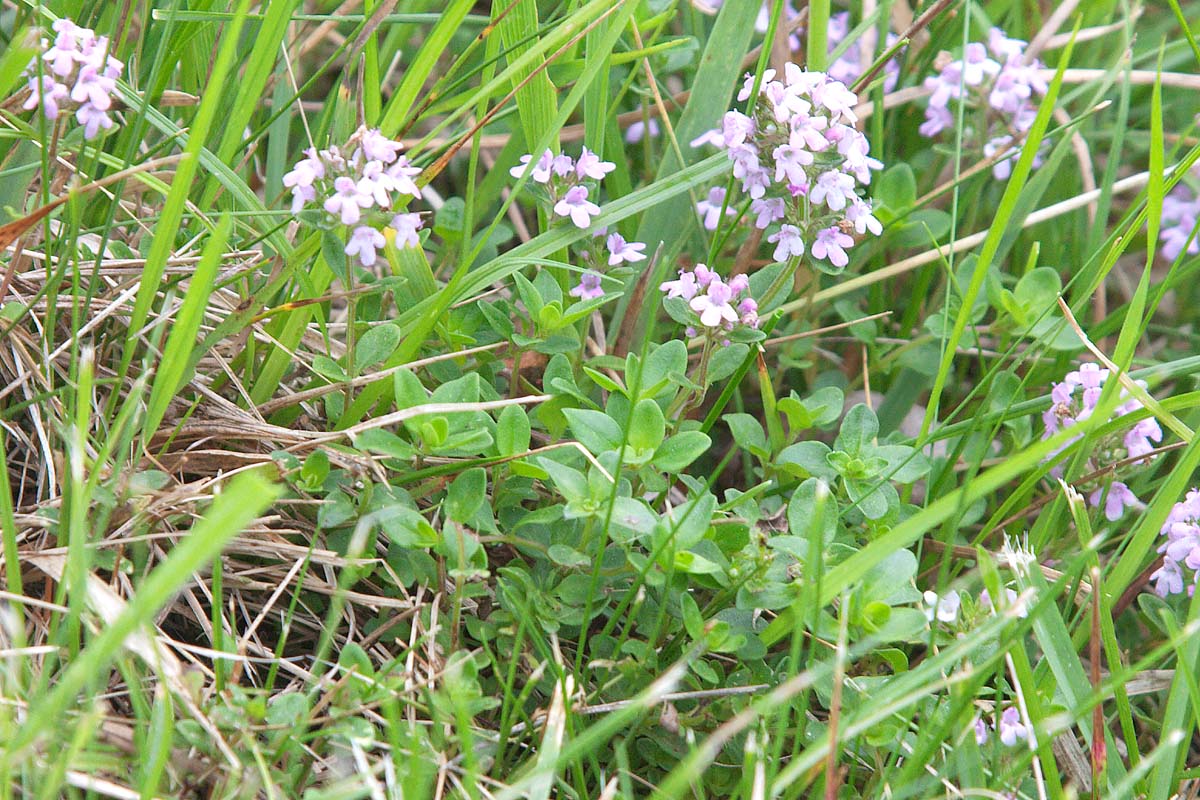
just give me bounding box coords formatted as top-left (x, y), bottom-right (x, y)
top-left (142, 214), bottom-right (232, 444)
top-left (4, 470), bottom-right (281, 763)
top-left (917, 32), bottom-right (1076, 443)
top-left (117, 0), bottom-right (251, 386)
top-left (200, 0), bottom-right (300, 208)
top-left (493, 0), bottom-right (559, 153)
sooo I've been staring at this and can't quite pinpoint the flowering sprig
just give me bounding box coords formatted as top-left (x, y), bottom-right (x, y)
top-left (1042, 362), bottom-right (1162, 520)
top-left (21, 19), bottom-right (124, 139)
top-left (1151, 489), bottom-right (1200, 597)
top-left (660, 264), bottom-right (759, 337)
top-left (920, 29), bottom-right (1049, 179)
top-left (563, 229), bottom-right (649, 303)
top-left (510, 147), bottom-right (615, 230)
top-left (283, 127), bottom-right (423, 268)
top-left (692, 63), bottom-right (884, 274)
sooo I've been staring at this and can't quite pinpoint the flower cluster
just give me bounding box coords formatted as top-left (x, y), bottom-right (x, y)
top-left (1042, 363), bottom-right (1162, 520)
top-left (920, 28), bottom-right (1049, 179)
top-left (692, 63), bottom-right (883, 272)
top-left (283, 127), bottom-right (423, 268)
top-left (975, 707), bottom-right (1029, 747)
top-left (568, 230), bottom-right (647, 301)
top-left (509, 147), bottom-right (615, 230)
top-left (1150, 489), bottom-right (1200, 597)
top-left (21, 18), bottom-right (124, 139)
top-left (661, 264), bottom-right (759, 336)
top-left (1161, 174), bottom-right (1200, 262)
top-left (923, 586), bottom-right (1028, 626)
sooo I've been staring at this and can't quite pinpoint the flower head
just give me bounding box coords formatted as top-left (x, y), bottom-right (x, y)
top-left (811, 226), bottom-right (854, 268)
top-left (21, 18), bottom-right (125, 139)
top-left (606, 233), bottom-right (647, 266)
top-left (345, 225), bottom-right (386, 267)
top-left (391, 213), bottom-right (423, 248)
top-left (575, 147), bottom-right (616, 180)
top-left (998, 707), bottom-right (1028, 746)
top-left (570, 271), bottom-right (605, 301)
top-left (767, 224), bottom-right (805, 262)
top-left (553, 185), bottom-right (601, 229)
top-left (696, 187), bottom-right (736, 231)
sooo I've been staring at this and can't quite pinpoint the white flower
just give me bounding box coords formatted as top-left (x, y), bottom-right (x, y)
top-left (923, 589), bottom-right (961, 623)
top-left (345, 225), bottom-right (386, 267)
top-left (846, 198), bottom-right (882, 236)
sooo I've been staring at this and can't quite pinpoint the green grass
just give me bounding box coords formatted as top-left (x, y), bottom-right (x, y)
top-left (2, 1), bottom-right (1200, 798)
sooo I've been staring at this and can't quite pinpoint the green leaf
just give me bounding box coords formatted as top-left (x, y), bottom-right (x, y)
top-left (653, 431), bottom-right (711, 472)
top-left (724, 413), bottom-right (768, 457)
top-left (445, 468), bottom-right (487, 523)
top-left (835, 404), bottom-right (878, 456)
top-left (777, 441), bottom-right (836, 481)
top-left (496, 405), bottom-right (532, 457)
top-left (355, 323), bottom-right (402, 370)
top-left (563, 408), bottom-right (622, 455)
top-left (628, 399), bottom-right (667, 453)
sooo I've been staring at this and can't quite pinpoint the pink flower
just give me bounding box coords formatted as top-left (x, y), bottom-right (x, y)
top-left (846, 198), bottom-right (882, 236)
top-left (75, 103), bottom-right (113, 139)
top-left (660, 270), bottom-right (699, 301)
top-left (1089, 481), bottom-right (1139, 522)
top-left (385, 157), bottom-right (422, 198)
top-left (772, 142), bottom-right (813, 186)
top-left (575, 146), bottom-right (615, 180)
top-left (625, 119), bottom-right (660, 143)
top-left (767, 224), bottom-right (805, 261)
top-left (23, 76), bottom-right (69, 120)
top-left (345, 226), bottom-right (386, 267)
top-left (359, 128), bottom-right (402, 164)
top-left (690, 280), bottom-right (739, 328)
top-left (606, 233), bottom-right (646, 265)
top-left (324, 176), bottom-right (373, 225)
top-left (696, 186), bottom-right (735, 231)
top-left (391, 213), bottom-right (423, 248)
top-left (570, 271), bottom-right (605, 300)
top-left (509, 149), bottom-right (555, 183)
top-left (553, 185), bottom-right (600, 229)
top-left (70, 64), bottom-right (115, 110)
top-left (998, 707), bottom-right (1028, 746)
top-left (811, 227), bottom-right (854, 267)
top-left (974, 718), bottom-right (990, 745)
top-left (810, 169), bottom-right (857, 211)
top-left (751, 197), bottom-right (786, 229)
